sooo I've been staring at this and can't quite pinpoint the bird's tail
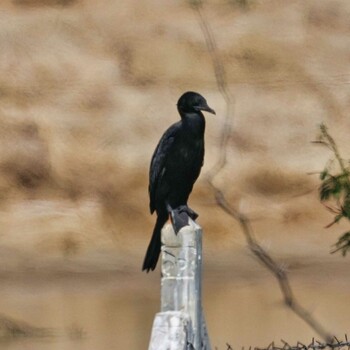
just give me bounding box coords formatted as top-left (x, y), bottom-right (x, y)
top-left (142, 213), bottom-right (167, 272)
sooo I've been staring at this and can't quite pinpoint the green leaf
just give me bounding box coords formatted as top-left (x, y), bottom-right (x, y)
top-left (320, 169), bottom-right (328, 180)
top-left (331, 231), bottom-right (350, 256)
top-left (319, 176), bottom-right (342, 201)
top-left (342, 195), bottom-right (350, 219)
top-left (334, 214), bottom-right (343, 223)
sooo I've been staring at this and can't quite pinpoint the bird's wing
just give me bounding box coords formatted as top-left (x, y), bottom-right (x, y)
top-left (149, 122), bottom-right (180, 214)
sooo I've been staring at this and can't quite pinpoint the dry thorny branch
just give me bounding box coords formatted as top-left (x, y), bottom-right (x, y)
top-left (190, 0), bottom-right (333, 343)
top-left (225, 335), bottom-right (350, 350)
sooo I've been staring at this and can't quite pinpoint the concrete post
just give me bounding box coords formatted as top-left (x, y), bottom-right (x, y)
top-left (148, 219), bottom-right (211, 350)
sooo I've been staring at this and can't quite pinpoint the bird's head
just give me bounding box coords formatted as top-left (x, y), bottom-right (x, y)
top-left (177, 91), bottom-right (215, 116)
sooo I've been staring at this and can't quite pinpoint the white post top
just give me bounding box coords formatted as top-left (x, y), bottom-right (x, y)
top-left (148, 218), bottom-right (211, 350)
top-left (161, 219), bottom-right (201, 246)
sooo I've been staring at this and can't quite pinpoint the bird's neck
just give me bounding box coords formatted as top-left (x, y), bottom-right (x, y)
top-left (181, 112), bottom-right (205, 136)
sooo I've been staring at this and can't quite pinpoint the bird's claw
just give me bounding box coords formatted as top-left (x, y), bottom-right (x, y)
top-left (166, 204), bottom-right (198, 234)
top-left (176, 205), bottom-right (198, 220)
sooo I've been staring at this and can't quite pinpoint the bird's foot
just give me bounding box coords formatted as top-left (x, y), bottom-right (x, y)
top-left (176, 205), bottom-right (198, 220)
top-left (166, 204), bottom-right (198, 234)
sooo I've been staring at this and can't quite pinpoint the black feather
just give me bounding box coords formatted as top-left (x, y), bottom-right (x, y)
top-left (142, 91), bottom-right (215, 272)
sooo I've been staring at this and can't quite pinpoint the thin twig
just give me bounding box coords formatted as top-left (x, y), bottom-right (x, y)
top-left (191, 0), bottom-right (333, 343)
top-left (226, 336), bottom-right (350, 350)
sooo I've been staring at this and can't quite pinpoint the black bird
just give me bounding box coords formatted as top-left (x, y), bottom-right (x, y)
top-left (142, 91), bottom-right (215, 272)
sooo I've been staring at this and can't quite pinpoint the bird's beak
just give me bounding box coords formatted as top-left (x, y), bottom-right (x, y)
top-left (195, 104), bottom-right (216, 115)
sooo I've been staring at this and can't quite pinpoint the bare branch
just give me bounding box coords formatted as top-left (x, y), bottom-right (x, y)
top-left (226, 336), bottom-right (350, 350)
top-left (191, 0), bottom-right (333, 343)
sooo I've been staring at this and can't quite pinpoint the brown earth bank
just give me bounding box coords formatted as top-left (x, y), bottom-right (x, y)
top-left (0, 0), bottom-right (349, 349)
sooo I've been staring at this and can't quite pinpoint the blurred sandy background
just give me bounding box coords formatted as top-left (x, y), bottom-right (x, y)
top-left (0, 0), bottom-right (349, 349)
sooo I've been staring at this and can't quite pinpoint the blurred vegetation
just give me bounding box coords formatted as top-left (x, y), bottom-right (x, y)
top-left (227, 0), bottom-right (255, 10)
top-left (317, 123), bottom-right (350, 256)
top-left (13, 0), bottom-right (77, 6)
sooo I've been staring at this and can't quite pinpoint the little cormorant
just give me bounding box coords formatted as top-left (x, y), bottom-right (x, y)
top-left (142, 91), bottom-right (215, 272)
